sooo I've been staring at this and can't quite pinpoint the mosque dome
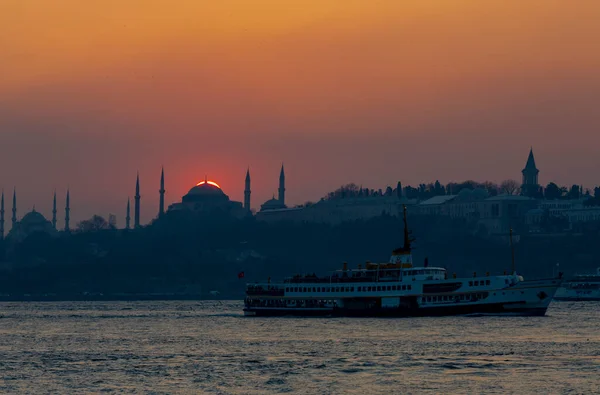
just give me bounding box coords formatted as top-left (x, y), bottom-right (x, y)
top-left (182, 180), bottom-right (229, 203)
top-left (20, 209), bottom-right (49, 225)
top-left (260, 196), bottom-right (287, 211)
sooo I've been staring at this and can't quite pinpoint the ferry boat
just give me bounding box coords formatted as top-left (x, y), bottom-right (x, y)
top-left (244, 206), bottom-right (562, 317)
top-left (554, 268), bottom-right (600, 301)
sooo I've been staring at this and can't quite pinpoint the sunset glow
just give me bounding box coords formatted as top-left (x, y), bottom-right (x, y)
top-left (1, 0), bottom-right (599, 225)
top-left (196, 181), bottom-right (221, 189)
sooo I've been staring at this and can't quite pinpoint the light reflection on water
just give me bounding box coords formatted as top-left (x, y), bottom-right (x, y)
top-left (0, 301), bottom-right (598, 394)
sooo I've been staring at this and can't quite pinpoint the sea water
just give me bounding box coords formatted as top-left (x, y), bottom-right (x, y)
top-left (0, 301), bottom-right (598, 394)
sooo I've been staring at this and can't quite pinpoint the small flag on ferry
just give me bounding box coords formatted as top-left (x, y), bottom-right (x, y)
top-left (238, 271), bottom-right (245, 279)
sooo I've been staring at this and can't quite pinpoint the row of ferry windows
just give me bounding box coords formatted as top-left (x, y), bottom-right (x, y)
top-left (406, 269), bottom-right (444, 276)
top-left (286, 285), bottom-right (413, 293)
top-left (469, 280), bottom-right (491, 287)
top-left (424, 293), bottom-right (485, 303)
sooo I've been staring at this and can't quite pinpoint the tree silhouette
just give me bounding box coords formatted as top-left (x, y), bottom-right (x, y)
top-left (544, 183), bottom-right (562, 200)
top-left (76, 215), bottom-right (111, 233)
top-left (500, 180), bottom-right (520, 195)
top-left (567, 185), bottom-right (580, 199)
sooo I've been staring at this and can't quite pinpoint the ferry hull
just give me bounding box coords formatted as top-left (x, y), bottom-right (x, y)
top-left (244, 302), bottom-right (550, 318)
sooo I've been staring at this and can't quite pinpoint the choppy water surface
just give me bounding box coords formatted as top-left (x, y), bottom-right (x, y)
top-left (0, 301), bottom-right (598, 394)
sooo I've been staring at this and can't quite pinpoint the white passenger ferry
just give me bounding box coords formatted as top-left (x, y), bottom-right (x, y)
top-left (554, 268), bottom-right (600, 301)
top-left (244, 207), bottom-right (562, 317)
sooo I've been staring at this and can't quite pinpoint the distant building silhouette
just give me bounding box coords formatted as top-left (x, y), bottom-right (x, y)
top-left (521, 148), bottom-right (540, 197)
top-left (260, 165), bottom-right (288, 212)
top-left (167, 175), bottom-right (246, 218)
top-left (7, 208), bottom-right (58, 243)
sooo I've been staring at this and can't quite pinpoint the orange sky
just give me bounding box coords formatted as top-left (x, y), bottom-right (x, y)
top-left (1, 0), bottom-right (599, 226)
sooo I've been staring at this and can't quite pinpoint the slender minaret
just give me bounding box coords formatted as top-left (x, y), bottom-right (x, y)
top-left (158, 167), bottom-right (165, 218)
top-left (52, 190), bottom-right (57, 229)
top-left (12, 188), bottom-right (17, 229)
top-left (0, 190), bottom-right (5, 239)
top-left (64, 189), bottom-right (70, 232)
top-left (244, 168), bottom-right (251, 212)
top-left (278, 164), bottom-right (285, 205)
top-left (126, 197), bottom-right (131, 230)
top-left (134, 173), bottom-right (141, 228)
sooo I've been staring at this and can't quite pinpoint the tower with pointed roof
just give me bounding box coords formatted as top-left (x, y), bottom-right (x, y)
top-left (64, 189), bottom-right (70, 232)
top-left (159, 167), bottom-right (165, 218)
top-left (52, 191), bottom-right (57, 229)
top-left (244, 168), bottom-right (251, 212)
top-left (521, 148), bottom-right (540, 197)
top-left (0, 190), bottom-right (4, 240)
top-left (134, 173), bottom-right (141, 228)
top-left (278, 164), bottom-right (285, 205)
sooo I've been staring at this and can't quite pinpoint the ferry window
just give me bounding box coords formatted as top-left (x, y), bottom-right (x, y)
top-left (357, 287), bottom-right (361, 292)
top-left (351, 287), bottom-right (354, 292)
top-left (303, 287), bottom-right (307, 292)
top-left (285, 288), bottom-right (289, 292)
top-left (368, 286), bottom-right (373, 292)
top-left (408, 285), bottom-right (412, 290)
top-left (401, 285), bottom-right (405, 291)
top-left (469, 281), bottom-right (473, 287)
top-left (377, 286), bottom-right (381, 291)
top-left (485, 280), bottom-right (490, 286)
top-left (474, 281), bottom-right (479, 286)
top-left (392, 285), bottom-right (397, 290)
top-left (335, 287), bottom-right (340, 292)
top-left (294, 287), bottom-right (298, 292)
top-left (312, 287), bottom-right (316, 292)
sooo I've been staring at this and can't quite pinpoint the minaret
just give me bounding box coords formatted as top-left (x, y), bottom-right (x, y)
top-left (64, 189), bottom-right (70, 232)
top-left (0, 190), bottom-right (5, 239)
top-left (12, 188), bottom-right (17, 229)
top-left (134, 173), bottom-right (141, 228)
top-left (278, 164), bottom-right (285, 205)
top-left (159, 167), bottom-right (165, 218)
top-left (52, 190), bottom-right (57, 229)
top-left (126, 197), bottom-right (131, 230)
top-left (244, 168), bottom-right (251, 212)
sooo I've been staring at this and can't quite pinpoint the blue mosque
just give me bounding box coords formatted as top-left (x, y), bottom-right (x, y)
top-left (0, 189), bottom-right (71, 242)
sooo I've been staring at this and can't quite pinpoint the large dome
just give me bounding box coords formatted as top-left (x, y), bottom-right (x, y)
top-left (182, 181), bottom-right (229, 203)
top-left (20, 210), bottom-right (49, 224)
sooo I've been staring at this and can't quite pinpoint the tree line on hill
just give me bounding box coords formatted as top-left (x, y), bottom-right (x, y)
top-left (324, 180), bottom-right (600, 202)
